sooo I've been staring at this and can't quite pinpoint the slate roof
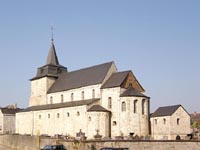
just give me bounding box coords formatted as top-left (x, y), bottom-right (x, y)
top-left (31, 41), bottom-right (67, 81)
top-left (19, 99), bottom-right (99, 112)
top-left (120, 86), bottom-right (149, 98)
top-left (101, 71), bottom-right (130, 89)
top-left (48, 62), bottom-right (113, 93)
top-left (46, 41), bottom-right (59, 65)
top-left (87, 105), bottom-right (110, 112)
top-left (151, 105), bottom-right (181, 117)
top-left (1, 108), bottom-right (22, 114)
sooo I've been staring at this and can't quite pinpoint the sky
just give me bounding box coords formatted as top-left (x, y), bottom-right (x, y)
top-left (0, 1), bottom-right (199, 113)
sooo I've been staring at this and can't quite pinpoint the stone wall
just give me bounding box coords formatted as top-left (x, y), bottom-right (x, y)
top-left (0, 135), bottom-right (200, 150)
top-left (3, 114), bottom-right (16, 134)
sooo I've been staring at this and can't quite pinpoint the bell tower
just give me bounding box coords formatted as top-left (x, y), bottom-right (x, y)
top-left (29, 39), bottom-right (67, 106)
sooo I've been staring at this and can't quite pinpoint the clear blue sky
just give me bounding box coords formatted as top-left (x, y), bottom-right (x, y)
top-left (0, 1), bottom-right (199, 113)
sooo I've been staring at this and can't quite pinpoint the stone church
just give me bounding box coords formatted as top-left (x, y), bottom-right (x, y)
top-left (16, 40), bottom-right (150, 139)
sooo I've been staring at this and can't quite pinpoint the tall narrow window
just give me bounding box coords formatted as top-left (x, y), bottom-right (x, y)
top-left (122, 101), bottom-right (126, 112)
top-left (48, 114), bottom-right (50, 118)
top-left (177, 118), bottom-right (180, 125)
top-left (142, 99), bottom-right (145, 115)
top-left (163, 118), bottom-right (166, 125)
top-left (108, 97), bottom-right (112, 109)
top-left (92, 89), bottom-right (95, 99)
top-left (57, 113), bottom-right (60, 118)
top-left (155, 119), bottom-right (157, 125)
top-left (39, 115), bottom-right (41, 119)
top-left (61, 94), bottom-right (64, 103)
top-left (50, 96), bottom-right (53, 104)
top-left (82, 91), bottom-right (84, 100)
top-left (133, 100), bottom-right (138, 113)
top-left (71, 93), bottom-right (74, 101)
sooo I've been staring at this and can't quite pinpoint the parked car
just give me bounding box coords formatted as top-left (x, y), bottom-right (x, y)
top-left (41, 144), bottom-right (66, 150)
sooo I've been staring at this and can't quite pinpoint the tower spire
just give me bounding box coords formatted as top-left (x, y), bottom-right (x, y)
top-left (30, 35), bottom-right (68, 81)
top-left (46, 39), bottom-right (59, 65)
top-left (51, 26), bottom-right (54, 42)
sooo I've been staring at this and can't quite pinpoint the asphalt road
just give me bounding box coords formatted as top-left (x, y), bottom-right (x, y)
top-left (0, 145), bottom-right (15, 150)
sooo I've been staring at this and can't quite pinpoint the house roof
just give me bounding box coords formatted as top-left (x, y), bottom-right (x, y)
top-left (87, 105), bottom-right (110, 112)
top-left (120, 85), bottom-right (149, 98)
top-left (1, 108), bottom-right (22, 114)
top-left (151, 105), bottom-right (182, 117)
top-left (47, 62), bottom-right (113, 93)
top-left (19, 99), bottom-right (99, 112)
top-left (101, 71), bottom-right (130, 89)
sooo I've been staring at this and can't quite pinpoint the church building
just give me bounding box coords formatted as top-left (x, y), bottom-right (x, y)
top-left (16, 39), bottom-right (150, 139)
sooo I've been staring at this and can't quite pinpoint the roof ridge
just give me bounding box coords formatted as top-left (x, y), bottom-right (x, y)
top-left (68, 61), bottom-right (114, 73)
top-left (158, 104), bottom-right (181, 109)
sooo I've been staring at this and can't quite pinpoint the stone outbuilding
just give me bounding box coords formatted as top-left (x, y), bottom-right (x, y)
top-left (150, 104), bottom-right (191, 140)
top-left (0, 105), bottom-right (22, 134)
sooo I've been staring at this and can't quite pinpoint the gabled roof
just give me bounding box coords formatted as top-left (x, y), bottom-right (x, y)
top-left (87, 105), bottom-right (110, 112)
top-left (101, 71), bottom-right (130, 89)
top-left (120, 86), bottom-right (149, 98)
top-left (19, 99), bottom-right (99, 112)
top-left (48, 62), bottom-right (113, 93)
top-left (1, 108), bottom-right (22, 114)
top-left (151, 105), bottom-right (182, 117)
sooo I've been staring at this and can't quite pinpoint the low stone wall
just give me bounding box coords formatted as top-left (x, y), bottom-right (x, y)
top-left (0, 134), bottom-right (200, 150)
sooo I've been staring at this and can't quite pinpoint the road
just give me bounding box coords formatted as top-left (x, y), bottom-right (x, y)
top-left (0, 145), bottom-right (15, 150)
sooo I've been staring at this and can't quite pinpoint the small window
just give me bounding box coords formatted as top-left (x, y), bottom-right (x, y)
top-left (133, 100), bottom-right (138, 113)
top-left (57, 113), bottom-right (60, 118)
top-left (113, 121), bottom-right (117, 126)
top-left (108, 97), bottom-right (112, 109)
top-left (155, 119), bottom-right (157, 125)
top-left (122, 101), bottom-right (126, 112)
top-left (82, 91), bottom-right (84, 100)
top-left (92, 89), bottom-right (95, 99)
top-left (71, 93), bottom-right (74, 101)
top-left (61, 94), bottom-right (64, 103)
top-left (77, 111), bottom-right (80, 116)
top-left (177, 118), bottom-right (180, 125)
top-left (163, 118), bottom-right (166, 125)
top-left (48, 114), bottom-right (50, 118)
top-left (39, 115), bottom-right (41, 119)
top-left (50, 96), bottom-right (53, 104)
top-left (40, 69), bottom-right (44, 74)
top-left (88, 116), bottom-right (91, 121)
top-left (67, 112), bottom-right (70, 117)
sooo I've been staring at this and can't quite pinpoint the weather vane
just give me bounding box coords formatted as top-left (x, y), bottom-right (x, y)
top-left (51, 26), bottom-right (54, 42)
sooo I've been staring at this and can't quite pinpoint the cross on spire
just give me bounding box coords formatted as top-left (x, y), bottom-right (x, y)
top-left (51, 26), bottom-right (54, 42)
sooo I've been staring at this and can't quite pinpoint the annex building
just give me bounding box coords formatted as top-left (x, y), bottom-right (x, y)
top-left (16, 40), bottom-right (150, 139)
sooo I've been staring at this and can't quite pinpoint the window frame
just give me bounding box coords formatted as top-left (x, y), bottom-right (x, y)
top-left (121, 101), bottom-right (126, 112)
top-left (108, 97), bottom-right (112, 109)
top-left (133, 99), bottom-right (138, 113)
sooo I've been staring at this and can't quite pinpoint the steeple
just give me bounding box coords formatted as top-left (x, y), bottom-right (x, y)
top-left (30, 39), bottom-right (67, 81)
top-left (46, 40), bottom-right (59, 65)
